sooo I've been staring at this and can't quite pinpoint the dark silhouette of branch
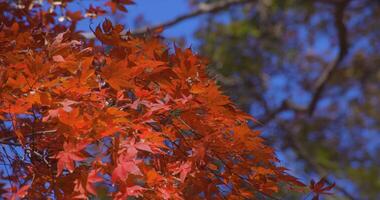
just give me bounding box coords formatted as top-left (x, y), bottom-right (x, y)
top-left (252, 101), bottom-right (288, 128)
top-left (81, 0), bottom-right (254, 38)
top-left (132, 0), bottom-right (253, 35)
top-left (252, 2), bottom-right (353, 199)
top-left (0, 129), bottom-right (57, 146)
top-left (255, 0), bottom-right (349, 124)
top-left (307, 0), bottom-right (349, 116)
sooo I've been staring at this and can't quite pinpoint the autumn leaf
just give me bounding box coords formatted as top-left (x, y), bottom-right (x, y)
top-left (102, 18), bottom-right (113, 33)
top-left (52, 55), bottom-right (65, 63)
top-left (126, 185), bottom-right (145, 197)
top-left (0, 2), bottom-right (306, 199)
top-left (309, 177), bottom-right (335, 200)
top-left (66, 11), bottom-right (83, 22)
top-left (93, 20), bottom-right (125, 45)
top-left (171, 161), bottom-right (192, 183)
top-left (112, 161), bottom-right (142, 182)
top-left (146, 169), bottom-right (164, 185)
top-left (100, 60), bottom-right (134, 90)
top-left (86, 170), bottom-right (103, 195)
top-left (3, 184), bottom-right (30, 200)
top-left (112, 145), bottom-right (143, 182)
top-left (120, 138), bottom-right (153, 153)
top-left (85, 5), bottom-right (106, 18)
top-left (105, 0), bottom-right (135, 13)
top-left (53, 141), bottom-right (88, 175)
top-left (114, 185), bottom-right (145, 200)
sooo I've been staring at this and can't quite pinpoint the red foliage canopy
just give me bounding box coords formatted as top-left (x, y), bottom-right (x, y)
top-left (0, 0), bottom-right (306, 199)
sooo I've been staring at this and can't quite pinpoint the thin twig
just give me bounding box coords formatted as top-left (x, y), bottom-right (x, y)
top-left (0, 129), bottom-right (57, 146)
top-left (254, 0), bottom-right (350, 123)
top-left (133, 0), bottom-right (253, 35)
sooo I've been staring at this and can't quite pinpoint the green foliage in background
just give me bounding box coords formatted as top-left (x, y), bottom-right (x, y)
top-left (191, 0), bottom-right (380, 199)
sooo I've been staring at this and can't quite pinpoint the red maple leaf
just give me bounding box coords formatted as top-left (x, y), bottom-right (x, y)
top-left (53, 141), bottom-right (88, 175)
top-left (3, 184), bottom-right (30, 200)
top-left (114, 185), bottom-right (145, 200)
top-left (170, 161), bottom-right (192, 183)
top-left (309, 177), bottom-right (335, 200)
top-left (85, 5), bottom-right (106, 18)
top-left (105, 0), bottom-right (135, 13)
top-left (112, 144), bottom-right (143, 182)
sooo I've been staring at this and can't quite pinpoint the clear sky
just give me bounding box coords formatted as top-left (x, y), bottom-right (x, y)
top-left (124, 0), bottom-right (199, 41)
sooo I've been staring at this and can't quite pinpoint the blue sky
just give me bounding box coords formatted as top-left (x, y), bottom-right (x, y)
top-left (73, 0), bottom-right (200, 45)
top-left (123, 0), bottom-right (199, 41)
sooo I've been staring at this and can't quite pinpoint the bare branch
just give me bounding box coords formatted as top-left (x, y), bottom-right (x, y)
top-left (252, 101), bottom-right (288, 128)
top-left (250, 2), bottom-right (354, 199)
top-left (80, 0), bottom-right (254, 38)
top-left (133, 0), bottom-right (253, 35)
top-left (254, 0), bottom-right (350, 125)
top-left (0, 129), bottom-right (57, 146)
top-left (307, 0), bottom-right (349, 116)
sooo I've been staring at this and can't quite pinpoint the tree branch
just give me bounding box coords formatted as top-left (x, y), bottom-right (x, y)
top-left (0, 129), bottom-right (57, 146)
top-left (254, 0), bottom-right (350, 125)
top-left (252, 101), bottom-right (288, 128)
top-left (132, 0), bottom-right (253, 35)
top-left (251, 2), bottom-right (353, 199)
top-left (307, 0), bottom-right (349, 116)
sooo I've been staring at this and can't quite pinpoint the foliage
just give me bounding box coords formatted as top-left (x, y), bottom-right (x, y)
top-left (309, 177), bottom-right (335, 200)
top-left (0, 0), bottom-right (311, 199)
top-left (192, 0), bottom-right (380, 199)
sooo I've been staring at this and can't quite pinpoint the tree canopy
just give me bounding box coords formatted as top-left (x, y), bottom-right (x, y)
top-left (0, 0), bottom-right (320, 199)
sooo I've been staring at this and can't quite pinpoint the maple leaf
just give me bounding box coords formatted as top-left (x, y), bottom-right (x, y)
top-left (145, 99), bottom-right (171, 116)
top-left (52, 55), bottom-right (65, 62)
top-left (3, 184), bottom-right (30, 200)
top-left (188, 81), bottom-right (231, 109)
top-left (102, 18), bottom-right (113, 33)
top-left (126, 98), bottom-right (150, 110)
top-left (105, 0), bottom-right (135, 13)
top-left (85, 5), bottom-right (106, 18)
top-left (112, 145), bottom-right (143, 182)
top-left (73, 169), bottom-right (103, 196)
top-left (175, 94), bottom-right (193, 105)
top-left (158, 188), bottom-right (171, 200)
top-left (309, 177), bottom-right (335, 200)
top-left (73, 169), bottom-right (103, 198)
top-left (158, 186), bottom-right (184, 200)
top-left (86, 170), bottom-right (103, 195)
top-left (112, 161), bottom-right (142, 182)
top-left (58, 108), bottom-right (90, 132)
top-left (120, 138), bottom-right (153, 153)
top-left (126, 185), bottom-right (145, 197)
top-left (66, 11), bottom-right (83, 22)
top-left (98, 126), bottom-right (121, 137)
top-left (60, 99), bottom-right (79, 112)
top-left (100, 60), bottom-right (134, 90)
top-left (145, 169), bottom-right (164, 185)
top-left (93, 20), bottom-right (126, 46)
top-left (171, 161), bottom-right (192, 183)
top-left (53, 141), bottom-right (88, 176)
top-left (114, 185), bottom-right (145, 200)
